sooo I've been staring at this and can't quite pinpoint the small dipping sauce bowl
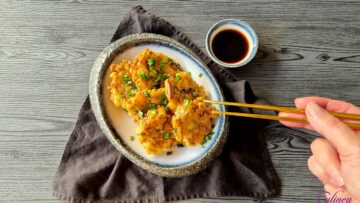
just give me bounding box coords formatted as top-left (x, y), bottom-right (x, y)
top-left (206, 19), bottom-right (258, 68)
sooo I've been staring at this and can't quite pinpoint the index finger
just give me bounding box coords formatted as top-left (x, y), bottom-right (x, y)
top-left (295, 96), bottom-right (360, 114)
top-left (280, 97), bottom-right (360, 131)
top-left (295, 96), bottom-right (360, 132)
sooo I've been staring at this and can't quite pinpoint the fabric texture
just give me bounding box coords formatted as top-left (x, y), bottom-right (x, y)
top-left (53, 6), bottom-right (280, 203)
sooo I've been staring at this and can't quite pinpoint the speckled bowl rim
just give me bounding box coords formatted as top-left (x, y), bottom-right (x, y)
top-left (89, 33), bottom-right (229, 177)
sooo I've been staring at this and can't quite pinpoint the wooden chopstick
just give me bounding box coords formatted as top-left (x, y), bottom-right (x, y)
top-left (203, 100), bottom-right (360, 120)
top-left (204, 100), bottom-right (360, 129)
top-left (213, 111), bottom-right (360, 129)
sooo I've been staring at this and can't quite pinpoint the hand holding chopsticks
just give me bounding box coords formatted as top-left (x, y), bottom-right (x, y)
top-left (203, 99), bottom-right (360, 129)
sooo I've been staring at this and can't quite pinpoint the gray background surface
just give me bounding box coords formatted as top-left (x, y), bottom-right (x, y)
top-left (1, 0), bottom-right (359, 202)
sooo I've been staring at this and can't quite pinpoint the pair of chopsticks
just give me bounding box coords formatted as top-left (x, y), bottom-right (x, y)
top-left (203, 100), bottom-right (360, 129)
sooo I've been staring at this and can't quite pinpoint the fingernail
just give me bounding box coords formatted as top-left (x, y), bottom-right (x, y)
top-left (329, 170), bottom-right (345, 187)
top-left (278, 112), bottom-right (288, 117)
top-left (306, 102), bottom-right (326, 118)
top-left (295, 97), bottom-right (304, 103)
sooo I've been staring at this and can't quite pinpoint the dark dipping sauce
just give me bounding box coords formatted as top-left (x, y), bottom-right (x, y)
top-left (211, 29), bottom-right (249, 63)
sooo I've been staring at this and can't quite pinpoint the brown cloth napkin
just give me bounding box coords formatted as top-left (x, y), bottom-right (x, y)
top-left (53, 6), bottom-right (280, 203)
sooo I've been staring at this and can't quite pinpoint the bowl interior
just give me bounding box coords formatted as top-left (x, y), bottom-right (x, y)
top-left (100, 40), bottom-right (226, 167)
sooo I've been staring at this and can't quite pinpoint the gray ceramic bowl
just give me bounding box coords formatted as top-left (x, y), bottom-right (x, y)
top-left (89, 33), bottom-right (229, 177)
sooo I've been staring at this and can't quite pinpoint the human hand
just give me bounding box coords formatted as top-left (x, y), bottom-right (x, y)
top-left (279, 97), bottom-right (360, 202)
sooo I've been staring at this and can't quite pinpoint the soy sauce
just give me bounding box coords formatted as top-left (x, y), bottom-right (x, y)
top-left (211, 29), bottom-right (249, 63)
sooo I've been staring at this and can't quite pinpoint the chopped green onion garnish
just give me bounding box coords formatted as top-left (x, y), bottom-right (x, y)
top-left (145, 90), bottom-right (151, 97)
top-left (149, 103), bottom-right (156, 110)
top-left (183, 98), bottom-right (191, 107)
top-left (123, 75), bottom-right (137, 89)
top-left (166, 151), bottom-right (173, 156)
top-left (163, 132), bottom-right (170, 139)
top-left (130, 136), bottom-right (135, 141)
top-left (156, 74), bottom-right (168, 82)
top-left (122, 75), bottom-right (131, 84)
top-left (201, 131), bottom-right (214, 145)
top-left (159, 60), bottom-right (165, 67)
top-left (160, 93), bottom-right (168, 107)
top-left (176, 143), bottom-right (184, 147)
top-left (139, 72), bottom-right (149, 80)
top-left (149, 66), bottom-right (157, 75)
top-left (198, 73), bottom-right (203, 78)
top-left (175, 75), bottom-right (181, 82)
top-left (147, 57), bottom-right (155, 66)
top-left (148, 57), bottom-right (157, 74)
top-left (128, 90), bottom-right (136, 97)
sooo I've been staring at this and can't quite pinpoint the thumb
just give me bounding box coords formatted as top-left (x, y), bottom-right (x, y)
top-left (305, 102), bottom-right (360, 158)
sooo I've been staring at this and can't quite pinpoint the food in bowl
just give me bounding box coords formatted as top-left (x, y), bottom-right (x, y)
top-left (108, 48), bottom-right (217, 154)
